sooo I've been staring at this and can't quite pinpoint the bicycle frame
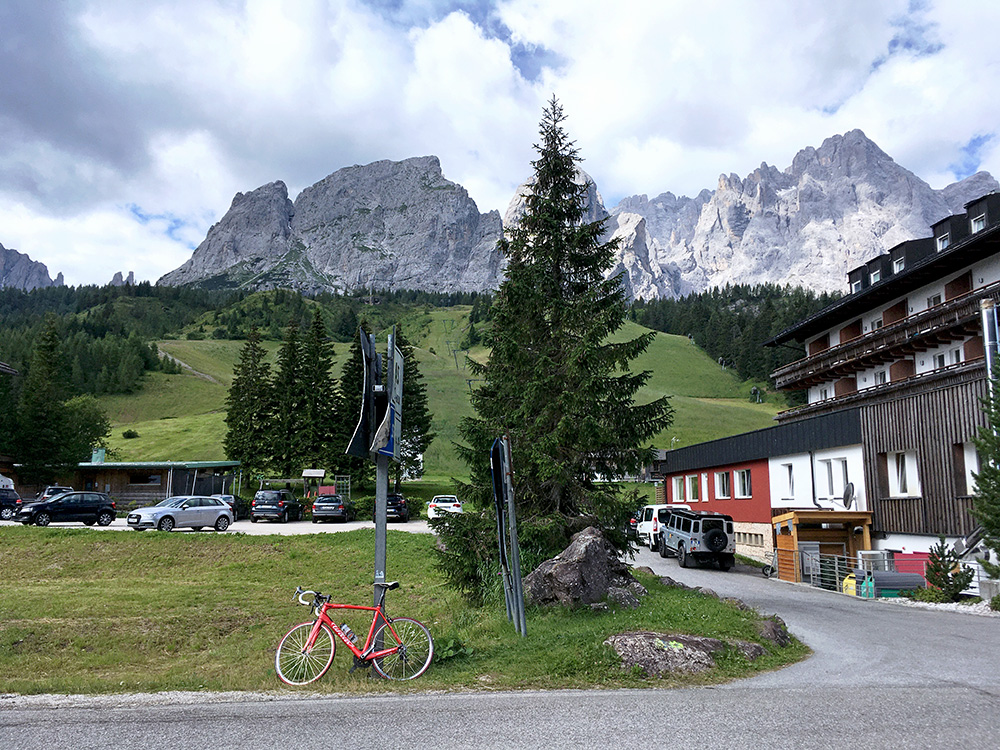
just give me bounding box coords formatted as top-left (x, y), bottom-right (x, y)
top-left (306, 601), bottom-right (400, 663)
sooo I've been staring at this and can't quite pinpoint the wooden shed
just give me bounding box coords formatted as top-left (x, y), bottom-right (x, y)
top-left (771, 510), bottom-right (874, 582)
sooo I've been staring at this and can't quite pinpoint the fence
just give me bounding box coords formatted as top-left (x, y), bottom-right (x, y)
top-left (775, 548), bottom-right (990, 598)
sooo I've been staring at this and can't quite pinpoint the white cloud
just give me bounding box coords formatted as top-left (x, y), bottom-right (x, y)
top-left (2, 0), bottom-right (1000, 285)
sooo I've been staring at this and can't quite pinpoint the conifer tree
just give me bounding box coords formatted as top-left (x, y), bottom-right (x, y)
top-left (973, 380), bottom-right (1000, 580)
top-left (272, 321), bottom-right (307, 477)
top-left (224, 327), bottom-right (274, 476)
top-left (393, 329), bottom-right (435, 489)
top-left (458, 98), bottom-right (674, 552)
top-left (299, 309), bottom-right (337, 470)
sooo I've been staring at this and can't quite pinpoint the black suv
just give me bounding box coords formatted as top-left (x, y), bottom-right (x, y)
top-left (250, 489), bottom-right (303, 523)
top-left (659, 509), bottom-right (736, 571)
top-left (0, 488), bottom-right (22, 520)
top-left (383, 494), bottom-right (410, 523)
top-left (15, 491), bottom-right (117, 527)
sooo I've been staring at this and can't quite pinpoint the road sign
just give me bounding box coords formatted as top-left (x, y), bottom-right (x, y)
top-left (373, 331), bottom-right (404, 461)
top-left (346, 329), bottom-right (381, 459)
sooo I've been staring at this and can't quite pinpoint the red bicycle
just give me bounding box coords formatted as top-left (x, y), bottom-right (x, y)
top-left (275, 581), bottom-right (434, 685)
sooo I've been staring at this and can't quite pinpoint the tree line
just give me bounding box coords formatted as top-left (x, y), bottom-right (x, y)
top-left (223, 311), bottom-right (434, 491)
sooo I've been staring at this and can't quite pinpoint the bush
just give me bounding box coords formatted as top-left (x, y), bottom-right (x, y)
top-left (911, 586), bottom-right (950, 603)
top-left (121, 429), bottom-right (140, 439)
top-left (991, 594), bottom-right (1000, 612)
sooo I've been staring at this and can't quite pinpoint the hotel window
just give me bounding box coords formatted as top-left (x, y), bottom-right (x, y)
top-left (672, 476), bottom-right (685, 502)
top-left (870, 269), bottom-right (881, 284)
top-left (893, 257), bottom-right (905, 273)
top-left (715, 471), bottom-right (731, 499)
top-left (875, 370), bottom-right (888, 385)
top-left (687, 475), bottom-right (699, 502)
top-left (937, 233), bottom-right (950, 251)
top-left (736, 469), bottom-right (752, 498)
top-left (951, 348), bottom-right (963, 365)
top-left (972, 214), bottom-right (987, 233)
top-left (819, 387), bottom-right (829, 401)
top-left (927, 293), bottom-right (942, 308)
top-left (851, 280), bottom-right (862, 294)
top-left (888, 451), bottom-right (920, 497)
top-left (783, 463), bottom-right (794, 499)
top-left (933, 353), bottom-right (946, 369)
top-left (871, 317), bottom-right (884, 330)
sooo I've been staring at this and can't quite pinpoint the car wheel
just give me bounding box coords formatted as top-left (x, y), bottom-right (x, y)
top-left (214, 516), bottom-right (230, 532)
top-left (312, 517), bottom-right (318, 524)
top-left (250, 516), bottom-right (258, 523)
top-left (658, 537), bottom-right (669, 558)
top-left (678, 545), bottom-right (690, 568)
top-left (35, 512), bottom-right (51, 527)
top-left (649, 533), bottom-right (659, 552)
top-left (0, 507), bottom-right (13, 520)
top-left (97, 511), bottom-right (114, 527)
top-left (280, 511), bottom-right (288, 524)
top-left (157, 516), bottom-right (175, 532)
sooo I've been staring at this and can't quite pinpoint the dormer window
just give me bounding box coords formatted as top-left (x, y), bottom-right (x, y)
top-left (893, 257), bottom-right (905, 273)
top-left (851, 280), bottom-right (862, 294)
top-left (870, 269), bottom-right (881, 284)
top-left (937, 233), bottom-right (950, 251)
top-left (972, 214), bottom-right (987, 233)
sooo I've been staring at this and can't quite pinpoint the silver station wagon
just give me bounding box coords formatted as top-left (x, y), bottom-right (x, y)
top-left (127, 495), bottom-right (234, 532)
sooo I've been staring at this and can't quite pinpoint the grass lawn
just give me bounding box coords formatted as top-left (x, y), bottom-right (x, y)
top-left (101, 310), bottom-right (782, 476)
top-left (0, 527), bottom-right (806, 695)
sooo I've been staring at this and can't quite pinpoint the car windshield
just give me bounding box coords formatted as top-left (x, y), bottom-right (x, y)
top-left (155, 497), bottom-right (189, 508)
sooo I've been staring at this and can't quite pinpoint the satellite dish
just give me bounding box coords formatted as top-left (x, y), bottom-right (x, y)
top-left (842, 482), bottom-right (855, 509)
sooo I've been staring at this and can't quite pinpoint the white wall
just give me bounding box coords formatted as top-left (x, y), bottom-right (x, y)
top-left (768, 444), bottom-right (866, 511)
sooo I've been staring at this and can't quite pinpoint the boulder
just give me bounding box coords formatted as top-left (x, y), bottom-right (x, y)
top-left (604, 631), bottom-right (766, 676)
top-left (523, 527), bottom-right (644, 607)
top-left (756, 617), bottom-right (792, 648)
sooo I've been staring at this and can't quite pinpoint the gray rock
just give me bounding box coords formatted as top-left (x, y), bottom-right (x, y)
top-left (605, 631), bottom-right (767, 676)
top-left (158, 157), bottom-right (504, 294)
top-left (523, 526), bottom-right (643, 607)
top-left (0, 243), bottom-right (62, 291)
top-left (756, 617), bottom-right (792, 648)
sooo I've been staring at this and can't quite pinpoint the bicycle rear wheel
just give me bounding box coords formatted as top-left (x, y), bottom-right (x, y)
top-left (372, 616), bottom-right (433, 680)
top-left (275, 621), bottom-right (336, 686)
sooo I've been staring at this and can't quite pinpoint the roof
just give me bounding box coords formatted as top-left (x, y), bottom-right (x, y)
top-left (654, 408), bottom-right (862, 475)
top-left (76, 461), bottom-right (241, 470)
top-left (766, 220), bottom-right (1000, 346)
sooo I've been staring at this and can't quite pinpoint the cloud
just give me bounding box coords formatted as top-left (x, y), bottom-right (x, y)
top-left (2, 0), bottom-right (1000, 285)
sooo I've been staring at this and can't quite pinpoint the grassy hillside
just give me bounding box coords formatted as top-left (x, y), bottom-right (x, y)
top-left (101, 307), bottom-right (782, 478)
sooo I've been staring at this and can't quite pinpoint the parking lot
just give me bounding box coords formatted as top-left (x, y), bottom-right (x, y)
top-left (0, 516), bottom-right (435, 535)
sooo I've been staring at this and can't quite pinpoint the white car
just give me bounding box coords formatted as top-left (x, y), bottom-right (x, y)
top-left (426, 495), bottom-right (464, 519)
top-left (127, 495), bottom-right (234, 532)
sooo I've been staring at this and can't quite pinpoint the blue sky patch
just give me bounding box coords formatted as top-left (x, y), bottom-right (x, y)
top-left (127, 204), bottom-right (195, 247)
top-left (949, 134), bottom-right (994, 180)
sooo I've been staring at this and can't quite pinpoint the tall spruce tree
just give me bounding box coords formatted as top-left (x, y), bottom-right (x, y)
top-left (299, 309), bottom-right (337, 470)
top-left (272, 321), bottom-right (307, 477)
top-left (393, 329), bottom-right (435, 489)
top-left (457, 98), bottom-right (674, 551)
top-left (973, 379), bottom-right (1000, 581)
top-left (224, 327), bottom-right (273, 476)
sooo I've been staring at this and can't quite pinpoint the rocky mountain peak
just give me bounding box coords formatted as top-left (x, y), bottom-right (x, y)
top-left (0, 242), bottom-right (62, 291)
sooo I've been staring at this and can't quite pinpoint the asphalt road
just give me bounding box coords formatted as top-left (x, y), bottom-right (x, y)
top-left (2, 534), bottom-right (999, 749)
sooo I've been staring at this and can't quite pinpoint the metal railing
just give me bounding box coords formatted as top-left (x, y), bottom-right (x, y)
top-left (773, 548), bottom-right (990, 598)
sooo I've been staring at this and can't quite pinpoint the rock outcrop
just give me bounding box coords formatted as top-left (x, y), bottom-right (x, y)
top-left (158, 157), bottom-right (504, 294)
top-left (0, 243), bottom-right (62, 291)
top-left (523, 526), bottom-right (646, 608)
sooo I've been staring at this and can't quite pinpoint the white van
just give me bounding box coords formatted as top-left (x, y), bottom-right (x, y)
top-left (635, 504), bottom-right (690, 551)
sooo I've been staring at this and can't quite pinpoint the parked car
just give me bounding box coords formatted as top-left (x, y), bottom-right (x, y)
top-left (635, 504), bottom-right (672, 551)
top-left (627, 508), bottom-right (643, 539)
top-left (381, 493), bottom-right (409, 523)
top-left (35, 485), bottom-right (74, 503)
top-left (127, 495), bottom-right (234, 532)
top-left (311, 492), bottom-right (356, 523)
top-left (0, 488), bottom-right (22, 520)
top-left (659, 508), bottom-right (736, 570)
top-left (15, 491), bottom-right (116, 527)
top-left (250, 489), bottom-right (302, 523)
top-left (426, 495), bottom-right (463, 519)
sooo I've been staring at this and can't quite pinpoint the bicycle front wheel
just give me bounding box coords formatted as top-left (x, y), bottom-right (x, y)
top-left (372, 616), bottom-right (434, 681)
top-left (275, 621), bottom-right (336, 686)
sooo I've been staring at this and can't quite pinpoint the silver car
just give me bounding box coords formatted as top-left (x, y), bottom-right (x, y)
top-left (127, 495), bottom-right (234, 532)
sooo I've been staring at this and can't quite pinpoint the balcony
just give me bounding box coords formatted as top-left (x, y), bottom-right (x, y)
top-left (771, 281), bottom-right (1000, 390)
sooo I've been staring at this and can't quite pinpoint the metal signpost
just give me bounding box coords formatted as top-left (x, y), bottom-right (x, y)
top-left (490, 434), bottom-right (526, 636)
top-left (347, 326), bottom-right (403, 620)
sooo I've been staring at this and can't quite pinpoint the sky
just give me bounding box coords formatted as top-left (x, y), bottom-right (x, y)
top-left (3, 0), bottom-right (1000, 287)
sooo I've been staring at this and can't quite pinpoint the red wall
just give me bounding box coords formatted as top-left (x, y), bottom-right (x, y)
top-left (664, 458), bottom-right (772, 524)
